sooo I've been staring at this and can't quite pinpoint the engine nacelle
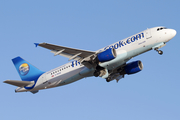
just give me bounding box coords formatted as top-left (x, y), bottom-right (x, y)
top-left (124, 60), bottom-right (143, 75)
top-left (97, 48), bottom-right (117, 62)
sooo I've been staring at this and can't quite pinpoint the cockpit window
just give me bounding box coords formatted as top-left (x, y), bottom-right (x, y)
top-left (157, 27), bottom-right (167, 31)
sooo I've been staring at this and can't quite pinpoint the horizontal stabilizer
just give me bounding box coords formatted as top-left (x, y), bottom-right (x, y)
top-left (4, 80), bottom-right (34, 87)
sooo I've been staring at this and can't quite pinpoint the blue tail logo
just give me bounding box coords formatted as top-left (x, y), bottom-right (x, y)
top-left (12, 56), bottom-right (44, 89)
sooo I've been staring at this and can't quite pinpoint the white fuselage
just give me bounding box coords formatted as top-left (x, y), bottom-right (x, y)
top-left (16, 26), bottom-right (176, 92)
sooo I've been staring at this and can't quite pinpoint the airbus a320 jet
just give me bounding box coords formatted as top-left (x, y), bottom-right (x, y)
top-left (4, 26), bottom-right (176, 94)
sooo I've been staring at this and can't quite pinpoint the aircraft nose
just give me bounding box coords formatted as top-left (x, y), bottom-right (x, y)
top-left (171, 29), bottom-right (177, 38)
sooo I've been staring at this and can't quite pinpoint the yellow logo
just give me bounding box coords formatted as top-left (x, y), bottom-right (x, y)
top-left (19, 63), bottom-right (29, 76)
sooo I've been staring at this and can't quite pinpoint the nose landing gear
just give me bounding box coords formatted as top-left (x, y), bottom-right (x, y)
top-left (158, 50), bottom-right (163, 55)
top-left (155, 48), bottom-right (163, 55)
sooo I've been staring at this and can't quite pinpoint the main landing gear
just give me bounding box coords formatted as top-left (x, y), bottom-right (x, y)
top-left (155, 48), bottom-right (163, 55)
top-left (106, 77), bottom-right (111, 82)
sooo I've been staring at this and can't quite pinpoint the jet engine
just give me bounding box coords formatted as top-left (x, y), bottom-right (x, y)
top-left (123, 60), bottom-right (143, 75)
top-left (97, 48), bottom-right (117, 62)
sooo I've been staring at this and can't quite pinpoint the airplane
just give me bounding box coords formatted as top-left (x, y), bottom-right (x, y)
top-left (4, 26), bottom-right (176, 94)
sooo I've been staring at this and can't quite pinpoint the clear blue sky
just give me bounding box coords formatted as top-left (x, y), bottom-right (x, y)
top-left (1, 0), bottom-right (180, 120)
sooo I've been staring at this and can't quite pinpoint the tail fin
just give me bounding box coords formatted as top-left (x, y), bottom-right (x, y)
top-left (12, 57), bottom-right (44, 83)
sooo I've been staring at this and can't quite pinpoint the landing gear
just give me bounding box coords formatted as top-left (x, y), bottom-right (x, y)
top-left (106, 77), bottom-right (111, 82)
top-left (158, 50), bottom-right (163, 55)
top-left (155, 48), bottom-right (163, 55)
top-left (93, 65), bottom-right (105, 77)
top-left (93, 70), bottom-right (100, 77)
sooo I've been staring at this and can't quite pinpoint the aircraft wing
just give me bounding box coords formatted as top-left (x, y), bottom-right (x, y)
top-left (4, 80), bottom-right (34, 87)
top-left (36, 43), bottom-right (96, 61)
top-left (36, 43), bottom-right (97, 68)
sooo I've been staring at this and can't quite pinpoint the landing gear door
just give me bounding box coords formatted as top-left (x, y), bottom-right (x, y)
top-left (145, 29), bottom-right (152, 39)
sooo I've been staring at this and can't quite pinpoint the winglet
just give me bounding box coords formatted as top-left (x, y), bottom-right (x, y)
top-left (34, 43), bottom-right (39, 47)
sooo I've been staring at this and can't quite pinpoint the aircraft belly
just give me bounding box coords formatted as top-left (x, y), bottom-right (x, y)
top-left (51, 67), bottom-right (86, 87)
top-left (127, 44), bottom-right (154, 58)
top-left (58, 74), bottom-right (84, 86)
top-left (126, 37), bottom-right (154, 58)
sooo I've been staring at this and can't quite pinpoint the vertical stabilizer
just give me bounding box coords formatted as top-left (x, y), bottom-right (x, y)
top-left (12, 57), bottom-right (44, 89)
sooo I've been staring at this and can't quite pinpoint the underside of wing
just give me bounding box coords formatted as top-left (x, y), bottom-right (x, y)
top-left (37, 43), bottom-right (95, 61)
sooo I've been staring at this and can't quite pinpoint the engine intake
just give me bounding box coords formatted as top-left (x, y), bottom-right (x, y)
top-left (124, 60), bottom-right (143, 75)
top-left (97, 48), bottom-right (117, 62)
